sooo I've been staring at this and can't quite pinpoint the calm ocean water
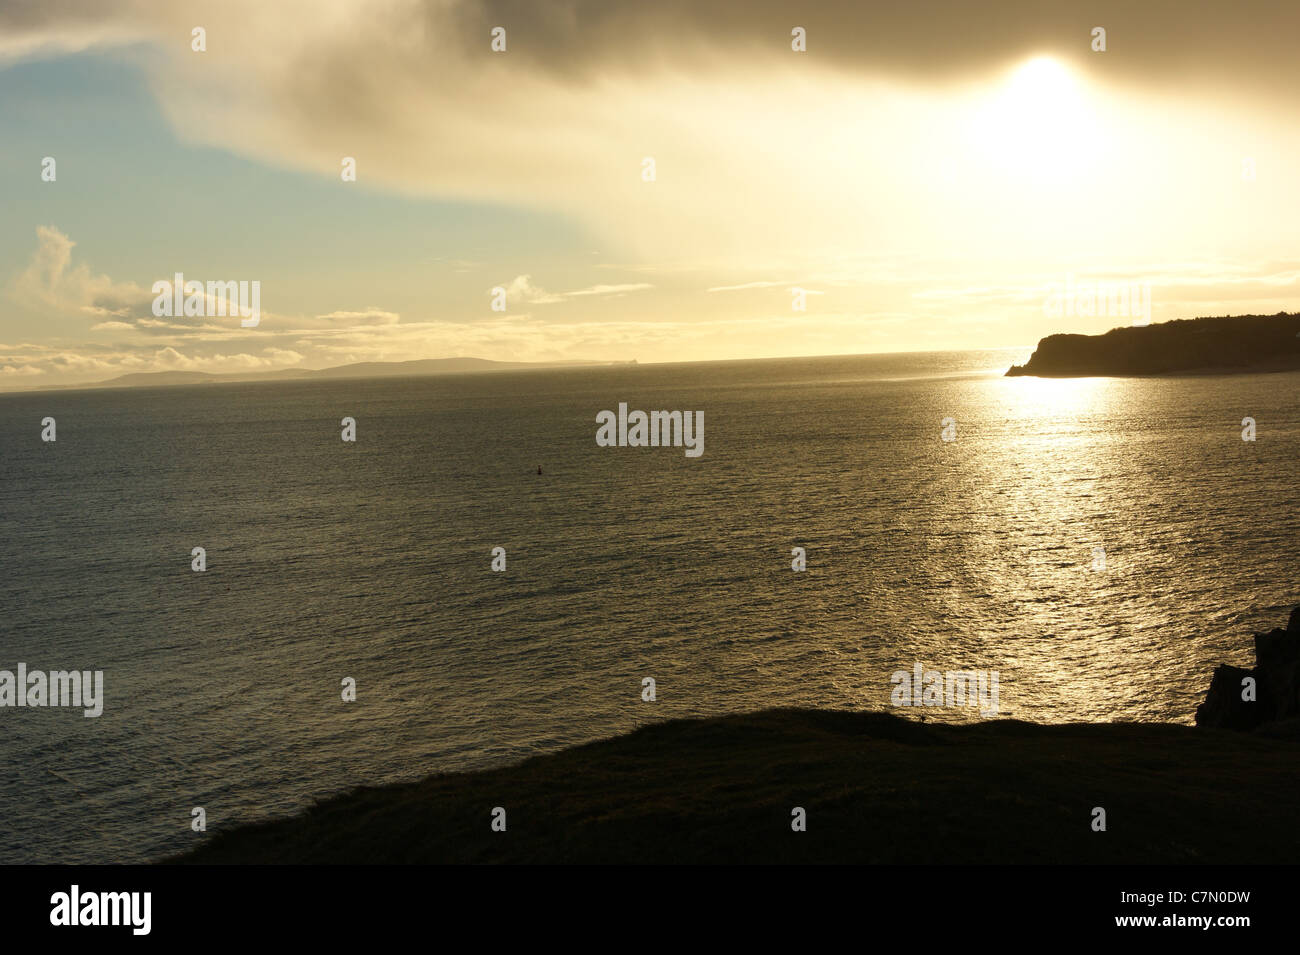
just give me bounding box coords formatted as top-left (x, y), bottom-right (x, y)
top-left (1, 348), bottom-right (1297, 864)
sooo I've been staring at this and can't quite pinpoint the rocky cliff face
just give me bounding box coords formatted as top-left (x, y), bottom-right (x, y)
top-left (1196, 606), bottom-right (1300, 733)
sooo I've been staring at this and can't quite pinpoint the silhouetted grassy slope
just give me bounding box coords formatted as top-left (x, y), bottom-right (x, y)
top-left (1007, 312), bottom-right (1300, 377)
top-left (169, 709), bottom-right (1300, 864)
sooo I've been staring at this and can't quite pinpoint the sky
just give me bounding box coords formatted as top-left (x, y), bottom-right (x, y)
top-left (1, 0), bottom-right (1298, 389)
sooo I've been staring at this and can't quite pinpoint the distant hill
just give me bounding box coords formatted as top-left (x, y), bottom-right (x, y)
top-left (306, 357), bottom-right (609, 380)
top-left (50, 357), bottom-right (631, 392)
top-left (1007, 312), bottom-right (1300, 377)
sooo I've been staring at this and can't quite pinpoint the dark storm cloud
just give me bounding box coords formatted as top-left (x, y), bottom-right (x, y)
top-left (437, 0), bottom-right (1298, 96)
top-left (3, 1), bottom-right (1295, 103)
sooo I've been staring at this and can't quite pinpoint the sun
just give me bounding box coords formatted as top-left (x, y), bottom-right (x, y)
top-left (969, 56), bottom-right (1100, 180)
top-left (1008, 56), bottom-right (1078, 110)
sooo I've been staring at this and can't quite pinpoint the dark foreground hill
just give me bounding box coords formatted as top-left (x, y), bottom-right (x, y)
top-left (1007, 312), bottom-right (1300, 377)
top-left (168, 707), bottom-right (1300, 864)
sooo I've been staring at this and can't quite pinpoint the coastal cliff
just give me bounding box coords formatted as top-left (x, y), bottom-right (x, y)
top-left (1007, 312), bottom-right (1300, 377)
top-left (167, 608), bottom-right (1300, 864)
top-left (170, 707), bottom-right (1300, 865)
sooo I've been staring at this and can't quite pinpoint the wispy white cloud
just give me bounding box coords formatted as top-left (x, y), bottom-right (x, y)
top-left (316, 308), bottom-right (401, 326)
top-left (706, 281), bottom-right (786, 293)
top-left (498, 275), bottom-right (652, 305)
top-left (561, 283), bottom-right (654, 298)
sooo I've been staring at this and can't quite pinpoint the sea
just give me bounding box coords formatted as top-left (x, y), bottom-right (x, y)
top-left (1, 348), bottom-right (1297, 864)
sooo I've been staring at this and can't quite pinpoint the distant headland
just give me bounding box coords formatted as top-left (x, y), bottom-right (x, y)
top-left (28, 357), bottom-right (638, 394)
top-left (1007, 312), bottom-right (1300, 377)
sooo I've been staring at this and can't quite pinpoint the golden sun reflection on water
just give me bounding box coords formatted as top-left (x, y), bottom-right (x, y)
top-left (927, 372), bottom-right (1169, 723)
top-left (999, 374), bottom-right (1119, 426)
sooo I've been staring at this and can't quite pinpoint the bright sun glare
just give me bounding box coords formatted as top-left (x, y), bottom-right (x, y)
top-left (1009, 56), bottom-right (1077, 106)
top-left (972, 56), bottom-right (1100, 180)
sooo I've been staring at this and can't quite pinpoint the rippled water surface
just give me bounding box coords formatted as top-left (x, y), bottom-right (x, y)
top-left (1, 349), bottom-right (1297, 863)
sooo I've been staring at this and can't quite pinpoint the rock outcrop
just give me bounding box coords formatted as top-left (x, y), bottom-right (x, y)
top-left (1196, 606), bottom-right (1300, 731)
top-left (1007, 312), bottom-right (1300, 377)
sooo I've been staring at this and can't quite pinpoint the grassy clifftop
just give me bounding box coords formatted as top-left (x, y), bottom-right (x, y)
top-left (1007, 312), bottom-right (1300, 377)
top-left (169, 708), bottom-right (1300, 864)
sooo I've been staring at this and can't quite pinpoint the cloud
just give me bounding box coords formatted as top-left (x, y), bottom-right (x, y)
top-left (0, 0), bottom-right (145, 63)
top-left (316, 308), bottom-right (401, 325)
top-left (706, 281), bottom-right (786, 293)
top-left (561, 283), bottom-right (653, 298)
top-left (0, 228), bottom-right (413, 386)
top-left (501, 274), bottom-right (561, 305)
top-left (2, 2), bottom-right (1297, 271)
top-left (11, 1), bottom-right (1282, 91)
top-left (6, 228), bottom-right (412, 337)
top-left (10, 225), bottom-right (157, 319)
top-left (17, 224), bottom-right (76, 297)
top-left (148, 345), bottom-right (305, 372)
top-left (498, 275), bottom-right (652, 304)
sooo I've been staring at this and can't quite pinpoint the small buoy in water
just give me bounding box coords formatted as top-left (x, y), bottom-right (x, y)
top-left (536, 465), bottom-right (542, 475)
